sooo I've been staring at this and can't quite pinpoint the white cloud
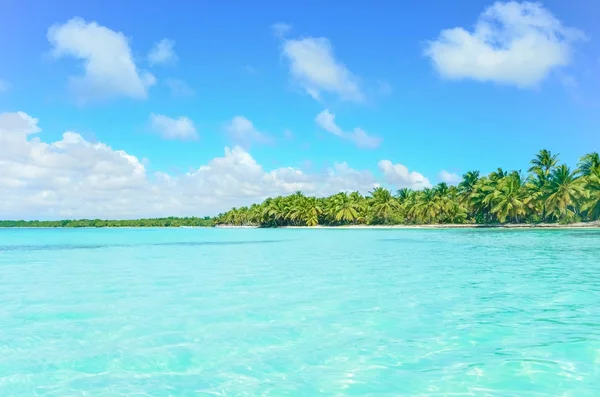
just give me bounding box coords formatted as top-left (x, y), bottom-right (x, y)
top-left (47, 17), bottom-right (155, 102)
top-left (438, 170), bottom-right (461, 185)
top-left (315, 109), bottom-right (381, 149)
top-left (225, 116), bottom-right (271, 147)
top-left (165, 78), bottom-right (194, 97)
top-left (348, 128), bottom-right (382, 149)
top-left (281, 37), bottom-right (363, 102)
top-left (378, 160), bottom-right (431, 190)
top-left (148, 39), bottom-right (177, 65)
top-left (271, 23), bottom-right (292, 38)
top-left (0, 112), bottom-right (390, 219)
top-left (424, 1), bottom-right (586, 88)
top-left (0, 80), bottom-right (8, 92)
top-left (149, 113), bottom-right (198, 141)
top-left (315, 109), bottom-right (343, 136)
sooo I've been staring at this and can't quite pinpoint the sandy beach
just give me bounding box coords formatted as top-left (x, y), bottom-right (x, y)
top-left (216, 221), bottom-right (600, 230)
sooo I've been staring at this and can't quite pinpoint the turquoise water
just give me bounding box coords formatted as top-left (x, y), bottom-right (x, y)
top-left (1, 228), bottom-right (599, 396)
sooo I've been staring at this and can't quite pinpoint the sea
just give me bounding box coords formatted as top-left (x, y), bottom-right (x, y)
top-left (1, 227), bottom-right (599, 396)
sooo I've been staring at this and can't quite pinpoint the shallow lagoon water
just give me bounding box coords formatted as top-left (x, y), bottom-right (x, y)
top-left (1, 228), bottom-right (599, 396)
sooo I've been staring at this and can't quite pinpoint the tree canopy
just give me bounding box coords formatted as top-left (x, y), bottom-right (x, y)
top-left (0, 217), bottom-right (214, 228)
top-left (215, 150), bottom-right (600, 227)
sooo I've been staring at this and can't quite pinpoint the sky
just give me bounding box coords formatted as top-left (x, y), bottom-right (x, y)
top-left (0, 0), bottom-right (599, 219)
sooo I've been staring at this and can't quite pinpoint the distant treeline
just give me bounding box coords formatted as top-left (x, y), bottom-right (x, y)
top-left (215, 150), bottom-right (600, 227)
top-left (0, 217), bottom-right (215, 228)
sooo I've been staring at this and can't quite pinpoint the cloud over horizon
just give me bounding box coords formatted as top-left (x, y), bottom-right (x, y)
top-left (0, 112), bottom-right (439, 220)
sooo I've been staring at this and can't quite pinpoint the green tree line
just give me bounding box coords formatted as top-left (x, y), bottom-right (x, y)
top-left (215, 150), bottom-right (600, 227)
top-left (0, 217), bottom-right (214, 228)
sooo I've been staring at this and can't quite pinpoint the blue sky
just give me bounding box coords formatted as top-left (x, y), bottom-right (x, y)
top-left (0, 0), bottom-right (599, 218)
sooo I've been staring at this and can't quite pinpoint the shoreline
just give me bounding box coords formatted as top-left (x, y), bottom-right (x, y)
top-left (216, 222), bottom-right (600, 230)
top-left (2, 222), bottom-right (598, 230)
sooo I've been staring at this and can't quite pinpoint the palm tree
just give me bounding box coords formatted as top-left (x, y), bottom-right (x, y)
top-left (577, 152), bottom-right (600, 177)
top-left (527, 150), bottom-right (559, 222)
top-left (544, 165), bottom-right (585, 221)
top-left (368, 187), bottom-right (399, 224)
top-left (411, 188), bottom-right (441, 223)
top-left (458, 171), bottom-right (479, 199)
top-left (349, 191), bottom-right (368, 224)
top-left (326, 192), bottom-right (361, 224)
top-left (489, 168), bottom-right (508, 182)
top-left (299, 196), bottom-right (323, 226)
top-left (262, 197), bottom-right (288, 226)
top-left (395, 188), bottom-right (413, 204)
top-left (581, 165), bottom-right (600, 220)
top-left (457, 170), bottom-right (480, 219)
top-left (528, 149), bottom-right (559, 180)
top-left (489, 174), bottom-right (527, 223)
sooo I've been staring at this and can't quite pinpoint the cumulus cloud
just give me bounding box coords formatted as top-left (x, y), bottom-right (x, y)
top-left (165, 78), bottom-right (194, 97)
top-left (149, 113), bottom-right (198, 141)
top-left (438, 170), bottom-right (461, 185)
top-left (424, 1), bottom-right (586, 88)
top-left (47, 17), bottom-right (155, 101)
top-left (148, 39), bottom-right (177, 65)
top-left (0, 112), bottom-right (390, 219)
top-left (281, 36), bottom-right (363, 102)
top-left (378, 160), bottom-right (431, 190)
top-left (315, 109), bottom-right (381, 149)
top-left (315, 109), bottom-right (343, 136)
top-left (225, 116), bottom-right (272, 147)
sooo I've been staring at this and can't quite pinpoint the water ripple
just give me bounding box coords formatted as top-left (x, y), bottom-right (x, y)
top-left (0, 228), bottom-right (599, 396)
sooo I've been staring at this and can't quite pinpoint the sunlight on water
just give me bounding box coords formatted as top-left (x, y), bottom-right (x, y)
top-left (1, 228), bottom-right (599, 396)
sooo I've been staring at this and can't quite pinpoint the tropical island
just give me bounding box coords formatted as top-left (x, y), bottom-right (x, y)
top-left (214, 150), bottom-right (600, 228)
top-left (1, 150), bottom-right (599, 229)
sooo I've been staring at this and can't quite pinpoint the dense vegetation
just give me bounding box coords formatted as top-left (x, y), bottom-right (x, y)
top-left (0, 217), bottom-right (214, 228)
top-left (215, 150), bottom-right (600, 227)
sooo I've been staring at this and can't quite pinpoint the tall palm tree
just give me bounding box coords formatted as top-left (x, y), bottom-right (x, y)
top-left (577, 152), bottom-right (600, 177)
top-left (528, 149), bottom-right (559, 179)
top-left (581, 165), bottom-right (600, 220)
top-left (489, 168), bottom-right (508, 182)
top-left (262, 196), bottom-right (288, 226)
top-left (395, 188), bottom-right (413, 204)
top-left (458, 171), bottom-right (479, 198)
top-left (368, 187), bottom-right (399, 224)
top-left (300, 196), bottom-right (323, 226)
top-left (527, 150), bottom-right (559, 222)
top-left (349, 191), bottom-right (368, 224)
top-left (458, 170), bottom-right (480, 219)
top-left (544, 165), bottom-right (585, 221)
top-left (489, 174), bottom-right (527, 223)
top-left (326, 192), bottom-right (361, 224)
top-left (411, 188), bottom-right (441, 223)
